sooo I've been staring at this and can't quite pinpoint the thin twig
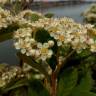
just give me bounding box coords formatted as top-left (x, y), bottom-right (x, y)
top-left (54, 50), bottom-right (75, 76)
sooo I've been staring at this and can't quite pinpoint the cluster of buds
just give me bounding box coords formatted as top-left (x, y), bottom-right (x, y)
top-left (13, 9), bottom-right (44, 27)
top-left (83, 4), bottom-right (96, 23)
top-left (0, 66), bottom-right (25, 87)
top-left (0, 63), bottom-right (46, 88)
top-left (0, 7), bottom-right (13, 29)
top-left (0, 6), bottom-right (44, 30)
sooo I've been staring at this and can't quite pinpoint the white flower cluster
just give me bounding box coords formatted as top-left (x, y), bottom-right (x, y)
top-left (0, 66), bottom-right (24, 87)
top-left (30, 18), bottom-right (96, 52)
top-left (83, 4), bottom-right (96, 22)
top-left (17, 10), bottom-right (43, 19)
top-left (14, 16), bottom-right (96, 61)
top-left (0, 7), bottom-right (44, 30)
top-left (36, 18), bottom-right (96, 52)
top-left (14, 27), bottom-right (54, 61)
top-left (13, 10), bottom-right (44, 27)
top-left (0, 7), bottom-right (13, 29)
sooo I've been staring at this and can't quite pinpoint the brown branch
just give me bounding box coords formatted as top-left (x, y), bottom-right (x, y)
top-left (54, 50), bottom-right (75, 76)
top-left (21, 0), bottom-right (33, 10)
top-left (50, 72), bottom-right (57, 96)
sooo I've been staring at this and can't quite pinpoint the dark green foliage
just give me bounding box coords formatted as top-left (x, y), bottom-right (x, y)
top-left (31, 14), bottom-right (42, 21)
top-left (47, 55), bottom-right (57, 70)
top-left (0, 24), bottom-right (19, 42)
top-left (35, 28), bottom-right (52, 43)
top-left (62, 49), bottom-right (96, 69)
top-left (17, 52), bottom-right (50, 79)
top-left (28, 79), bottom-right (50, 96)
top-left (0, 78), bottom-right (28, 96)
top-left (0, 24), bottom-right (19, 34)
top-left (1, 78), bottom-right (28, 94)
top-left (57, 67), bottom-right (78, 96)
top-left (71, 70), bottom-right (95, 96)
top-left (23, 13), bottom-right (42, 22)
top-left (5, 87), bottom-right (28, 96)
top-left (59, 45), bottom-right (71, 56)
top-left (0, 78), bottom-right (50, 96)
top-left (57, 64), bottom-right (96, 96)
top-left (44, 13), bottom-right (54, 18)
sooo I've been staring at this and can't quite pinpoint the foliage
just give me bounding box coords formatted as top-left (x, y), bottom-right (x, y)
top-left (44, 13), bottom-right (54, 18)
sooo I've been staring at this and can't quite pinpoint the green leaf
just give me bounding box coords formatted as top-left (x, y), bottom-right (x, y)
top-left (28, 86), bottom-right (38, 96)
top-left (23, 13), bottom-right (42, 22)
top-left (0, 32), bottom-right (13, 42)
top-left (2, 78), bottom-right (28, 93)
top-left (31, 14), bottom-right (42, 21)
top-left (57, 67), bottom-right (78, 96)
top-left (17, 52), bottom-right (50, 79)
top-left (28, 79), bottom-right (50, 96)
top-left (71, 70), bottom-right (94, 96)
top-left (0, 24), bottom-right (19, 42)
top-left (75, 70), bottom-right (92, 92)
top-left (9, 87), bottom-right (27, 96)
top-left (70, 91), bottom-right (96, 96)
top-left (44, 13), bottom-right (54, 18)
top-left (35, 28), bottom-right (51, 43)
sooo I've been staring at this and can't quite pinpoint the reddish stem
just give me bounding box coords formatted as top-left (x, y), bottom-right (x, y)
top-left (51, 72), bottom-right (57, 96)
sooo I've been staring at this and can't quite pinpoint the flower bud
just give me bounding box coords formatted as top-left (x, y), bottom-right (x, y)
top-left (48, 40), bottom-right (54, 47)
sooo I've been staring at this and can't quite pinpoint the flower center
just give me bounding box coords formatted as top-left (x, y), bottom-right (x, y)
top-left (59, 35), bottom-right (65, 41)
top-left (41, 48), bottom-right (48, 54)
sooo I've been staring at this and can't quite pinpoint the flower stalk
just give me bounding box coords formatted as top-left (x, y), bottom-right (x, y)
top-left (51, 72), bottom-right (57, 96)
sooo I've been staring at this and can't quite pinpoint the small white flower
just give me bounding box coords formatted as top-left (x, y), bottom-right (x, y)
top-left (21, 49), bottom-right (26, 54)
top-left (41, 56), bottom-right (47, 61)
top-left (90, 45), bottom-right (96, 52)
top-left (57, 41), bottom-right (62, 46)
top-left (88, 39), bottom-right (94, 44)
top-left (48, 40), bottom-right (54, 47)
top-left (24, 37), bottom-right (30, 42)
top-left (35, 50), bottom-right (40, 58)
top-left (30, 38), bottom-right (35, 44)
top-left (14, 43), bottom-right (20, 50)
top-left (85, 24), bottom-right (94, 28)
top-left (26, 52), bottom-right (30, 56)
top-left (26, 43), bottom-right (31, 48)
top-left (43, 43), bottom-right (49, 48)
top-left (37, 43), bottom-right (42, 48)
top-left (30, 49), bottom-right (35, 56)
top-left (50, 32), bottom-right (55, 37)
top-left (47, 50), bottom-right (53, 58)
top-left (34, 74), bottom-right (41, 79)
top-left (48, 69), bottom-right (52, 75)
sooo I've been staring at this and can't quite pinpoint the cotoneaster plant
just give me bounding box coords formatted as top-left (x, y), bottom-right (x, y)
top-left (0, 1), bottom-right (96, 96)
